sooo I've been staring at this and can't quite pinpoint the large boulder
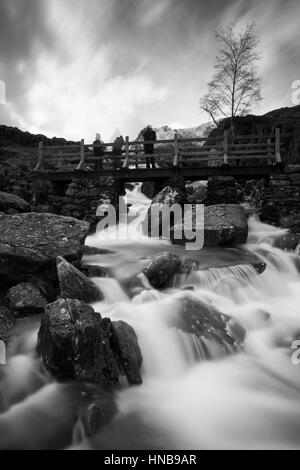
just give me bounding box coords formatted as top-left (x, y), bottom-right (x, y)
top-left (37, 299), bottom-right (143, 387)
top-left (0, 191), bottom-right (30, 214)
top-left (110, 321), bottom-right (143, 385)
top-left (56, 256), bottom-right (103, 303)
top-left (171, 204), bottom-right (248, 247)
top-left (204, 204), bottom-right (248, 246)
top-left (37, 299), bottom-right (119, 385)
top-left (0, 213), bottom-right (89, 285)
top-left (6, 282), bottom-right (47, 317)
top-left (143, 186), bottom-right (185, 237)
top-left (143, 252), bottom-right (181, 289)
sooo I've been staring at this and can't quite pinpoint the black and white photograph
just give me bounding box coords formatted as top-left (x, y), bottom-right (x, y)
top-left (1, 0), bottom-right (300, 453)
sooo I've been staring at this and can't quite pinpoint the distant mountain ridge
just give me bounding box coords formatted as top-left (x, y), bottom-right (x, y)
top-left (0, 125), bottom-right (77, 147)
top-left (136, 122), bottom-right (214, 141)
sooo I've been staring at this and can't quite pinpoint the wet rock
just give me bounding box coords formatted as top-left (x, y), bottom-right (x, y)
top-left (6, 282), bottom-right (47, 317)
top-left (56, 256), bottom-right (103, 302)
top-left (269, 232), bottom-right (299, 251)
top-left (0, 191), bottom-right (30, 214)
top-left (84, 246), bottom-right (114, 256)
top-left (171, 204), bottom-right (248, 247)
top-left (143, 186), bottom-right (185, 237)
top-left (81, 264), bottom-right (108, 278)
top-left (0, 213), bottom-right (89, 285)
top-left (37, 299), bottom-right (119, 385)
top-left (143, 252), bottom-right (181, 289)
top-left (0, 304), bottom-right (16, 342)
top-left (76, 393), bottom-right (117, 439)
top-left (110, 321), bottom-right (143, 385)
top-left (174, 294), bottom-right (245, 358)
top-left (204, 204), bottom-right (248, 246)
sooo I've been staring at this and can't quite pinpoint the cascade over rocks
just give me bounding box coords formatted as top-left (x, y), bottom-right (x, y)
top-left (56, 256), bottom-right (103, 303)
top-left (0, 213), bottom-right (89, 285)
top-left (143, 252), bottom-right (181, 289)
top-left (173, 294), bottom-right (245, 357)
top-left (143, 186), bottom-right (186, 237)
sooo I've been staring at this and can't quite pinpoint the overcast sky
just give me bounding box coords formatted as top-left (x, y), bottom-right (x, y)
top-left (0, 0), bottom-right (300, 142)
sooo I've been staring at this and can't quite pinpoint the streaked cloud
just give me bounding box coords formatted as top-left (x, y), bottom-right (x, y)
top-left (1, 0), bottom-right (300, 140)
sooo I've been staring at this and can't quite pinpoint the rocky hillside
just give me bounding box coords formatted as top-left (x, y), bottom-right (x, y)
top-left (206, 105), bottom-right (300, 163)
top-left (0, 125), bottom-right (77, 147)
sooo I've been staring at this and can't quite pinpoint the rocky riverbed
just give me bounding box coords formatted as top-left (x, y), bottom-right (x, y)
top-left (0, 181), bottom-right (300, 449)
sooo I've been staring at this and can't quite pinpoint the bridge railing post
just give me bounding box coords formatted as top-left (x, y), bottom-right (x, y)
top-left (173, 133), bottom-right (179, 166)
top-left (122, 136), bottom-right (130, 168)
top-left (34, 141), bottom-right (44, 171)
top-left (275, 128), bottom-right (282, 163)
top-left (77, 139), bottom-right (85, 170)
top-left (267, 137), bottom-right (272, 165)
top-left (223, 130), bottom-right (229, 164)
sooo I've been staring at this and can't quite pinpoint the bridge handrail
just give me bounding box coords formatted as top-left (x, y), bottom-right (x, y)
top-left (34, 129), bottom-right (287, 171)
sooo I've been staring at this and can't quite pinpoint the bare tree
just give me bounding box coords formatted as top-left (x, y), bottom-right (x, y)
top-left (200, 23), bottom-right (262, 131)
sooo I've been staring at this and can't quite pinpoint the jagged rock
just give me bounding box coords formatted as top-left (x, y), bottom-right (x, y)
top-left (110, 321), bottom-right (143, 385)
top-left (37, 299), bottom-right (119, 385)
top-left (6, 282), bottom-right (47, 316)
top-left (83, 246), bottom-right (114, 256)
top-left (143, 252), bottom-right (181, 289)
top-left (172, 294), bottom-right (245, 358)
top-left (0, 304), bottom-right (16, 342)
top-left (0, 213), bottom-right (89, 285)
top-left (143, 186), bottom-right (185, 237)
top-left (171, 204), bottom-right (248, 247)
top-left (56, 256), bottom-right (103, 303)
top-left (76, 393), bottom-right (117, 439)
top-left (81, 264), bottom-right (108, 278)
top-left (0, 191), bottom-right (30, 213)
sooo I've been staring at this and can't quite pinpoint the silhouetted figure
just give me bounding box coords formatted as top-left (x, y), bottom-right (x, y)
top-left (112, 135), bottom-right (125, 170)
top-left (142, 125), bottom-right (157, 169)
top-left (93, 133), bottom-right (105, 170)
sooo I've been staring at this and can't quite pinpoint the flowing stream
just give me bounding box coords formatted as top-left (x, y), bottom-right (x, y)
top-left (1, 183), bottom-right (300, 450)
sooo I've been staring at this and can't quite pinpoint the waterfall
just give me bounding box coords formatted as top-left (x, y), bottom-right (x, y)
top-left (2, 184), bottom-right (300, 450)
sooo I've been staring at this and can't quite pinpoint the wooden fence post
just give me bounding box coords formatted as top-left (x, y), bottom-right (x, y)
top-left (34, 141), bottom-right (44, 171)
top-left (267, 137), bottom-right (272, 165)
top-left (173, 133), bottom-right (179, 166)
top-left (275, 128), bottom-right (282, 163)
top-left (223, 130), bottom-right (229, 164)
top-left (122, 136), bottom-right (130, 168)
top-left (77, 139), bottom-right (85, 170)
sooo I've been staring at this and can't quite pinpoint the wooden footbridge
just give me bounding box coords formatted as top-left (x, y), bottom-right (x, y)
top-left (33, 129), bottom-right (285, 182)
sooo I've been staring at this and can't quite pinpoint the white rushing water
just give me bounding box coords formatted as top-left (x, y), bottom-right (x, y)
top-left (1, 184), bottom-right (300, 450)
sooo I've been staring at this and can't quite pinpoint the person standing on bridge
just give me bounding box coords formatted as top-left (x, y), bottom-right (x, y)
top-left (142, 125), bottom-right (157, 169)
top-left (112, 135), bottom-right (125, 170)
top-left (93, 133), bottom-right (105, 170)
